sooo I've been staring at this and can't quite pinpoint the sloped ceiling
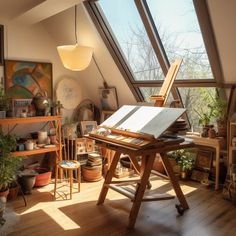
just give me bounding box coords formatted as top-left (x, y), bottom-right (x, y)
top-left (0, 0), bottom-right (236, 85)
top-left (207, 0), bottom-right (236, 84)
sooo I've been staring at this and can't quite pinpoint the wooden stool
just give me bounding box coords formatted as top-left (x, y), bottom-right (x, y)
top-left (54, 160), bottom-right (80, 199)
top-left (54, 124), bottom-right (81, 199)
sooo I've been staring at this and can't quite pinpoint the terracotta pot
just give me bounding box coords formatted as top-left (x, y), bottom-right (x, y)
top-left (152, 155), bottom-right (165, 174)
top-left (7, 186), bottom-right (20, 200)
top-left (180, 171), bottom-right (187, 179)
top-left (217, 121), bottom-right (227, 137)
top-left (34, 169), bottom-right (52, 187)
top-left (0, 188), bottom-right (9, 198)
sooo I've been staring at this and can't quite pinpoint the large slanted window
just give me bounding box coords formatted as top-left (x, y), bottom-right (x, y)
top-left (99, 0), bottom-right (164, 81)
top-left (85, 0), bottom-right (222, 127)
top-left (146, 0), bottom-right (213, 80)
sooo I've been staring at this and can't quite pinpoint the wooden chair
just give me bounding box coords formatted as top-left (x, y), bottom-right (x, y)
top-left (54, 124), bottom-right (81, 199)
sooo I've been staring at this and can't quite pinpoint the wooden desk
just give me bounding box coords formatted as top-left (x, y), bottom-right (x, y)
top-left (88, 135), bottom-right (193, 229)
top-left (186, 134), bottom-right (224, 190)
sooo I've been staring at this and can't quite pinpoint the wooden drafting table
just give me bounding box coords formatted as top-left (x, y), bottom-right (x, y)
top-left (88, 134), bottom-right (193, 228)
top-left (87, 105), bottom-right (194, 228)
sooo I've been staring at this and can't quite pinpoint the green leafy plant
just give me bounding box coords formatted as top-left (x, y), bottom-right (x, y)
top-left (168, 149), bottom-right (195, 172)
top-left (208, 88), bottom-right (227, 123)
top-left (195, 111), bottom-right (212, 126)
top-left (0, 131), bottom-right (22, 192)
top-left (0, 85), bottom-right (10, 111)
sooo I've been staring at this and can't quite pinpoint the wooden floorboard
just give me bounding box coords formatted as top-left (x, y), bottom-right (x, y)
top-left (4, 176), bottom-right (236, 236)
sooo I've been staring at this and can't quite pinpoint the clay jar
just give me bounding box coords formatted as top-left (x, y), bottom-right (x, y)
top-left (38, 131), bottom-right (48, 144)
top-left (208, 127), bottom-right (216, 138)
top-left (31, 93), bottom-right (50, 116)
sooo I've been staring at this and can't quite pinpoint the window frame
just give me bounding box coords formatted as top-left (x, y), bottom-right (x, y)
top-left (84, 0), bottom-right (225, 128)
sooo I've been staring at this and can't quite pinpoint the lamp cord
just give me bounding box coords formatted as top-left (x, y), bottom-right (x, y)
top-left (75, 5), bottom-right (78, 44)
top-left (92, 55), bottom-right (108, 88)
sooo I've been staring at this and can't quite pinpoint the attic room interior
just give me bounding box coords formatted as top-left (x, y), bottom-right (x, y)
top-left (0, 0), bottom-right (236, 235)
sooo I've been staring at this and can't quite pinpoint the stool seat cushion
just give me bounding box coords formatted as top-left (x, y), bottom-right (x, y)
top-left (59, 160), bottom-right (80, 169)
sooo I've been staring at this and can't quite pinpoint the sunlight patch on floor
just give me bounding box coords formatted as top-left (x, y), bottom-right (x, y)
top-left (43, 207), bottom-right (80, 230)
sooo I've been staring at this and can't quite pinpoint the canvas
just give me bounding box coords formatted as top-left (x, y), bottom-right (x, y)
top-left (4, 60), bottom-right (52, 99)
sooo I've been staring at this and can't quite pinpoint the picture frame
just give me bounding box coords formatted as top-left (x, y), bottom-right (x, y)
top-left (76, 138), bottom-right (87, 154)
top-left (100, 110), bottom-right (114, 123)
top-left (4, 60), bottom-right (53, 99)
top-left (85, 139), bottom-right (95, 153)
top-left (12, 98), bottom-right (33, 117)
top-left (99, 87), bottom-right (118, 111)
top-left (195, 149), bottom-right (213, 170)
top-left (80, 121), bottom-right (97, 136)
top-left (191, 169), bottom-right (209, 182)
top-left (0, 25), bottom-right (4, 66)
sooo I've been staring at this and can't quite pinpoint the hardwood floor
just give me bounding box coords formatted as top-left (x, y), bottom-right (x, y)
top-left (5, 176), bottom-right (236, 236)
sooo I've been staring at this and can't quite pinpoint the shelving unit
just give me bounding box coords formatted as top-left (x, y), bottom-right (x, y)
top-left (228, 121), bottom-right (236, 166)
top-left (0, 116), bottom-right (62, 163)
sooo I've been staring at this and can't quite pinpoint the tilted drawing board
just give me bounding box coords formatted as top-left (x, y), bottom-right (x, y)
top-left (89, 105), bottom-right (186, 149)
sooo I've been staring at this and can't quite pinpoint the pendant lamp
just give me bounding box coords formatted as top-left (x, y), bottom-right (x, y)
top-left (57, 5), bottom-right (93, 71)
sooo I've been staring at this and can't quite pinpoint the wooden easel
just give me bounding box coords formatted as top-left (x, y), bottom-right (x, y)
top-left (150, 59), bottom-right (182, 107)
top-left (126, 59), bottom-right (183, 180)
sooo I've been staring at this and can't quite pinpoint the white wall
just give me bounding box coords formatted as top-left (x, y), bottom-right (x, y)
top-left (43, 4), bottom-right (136, 109)
top-left (1, 2), bottom-right (137, 127)
top-left (1, 17), bottom-right (90, 121)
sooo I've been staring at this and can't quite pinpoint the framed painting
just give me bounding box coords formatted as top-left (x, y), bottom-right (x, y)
top-left (195, 149), bottom-right (213, 170)
top-left (0, 25), bottom-right (4, 66)
top-left (4, 60), bottom-right (53, 99)
top-left (80, 121), bottom-right (97, 136)
top-left (99, 87), bottom-right (118, 111)
top-left (100, 110), bottom-right (114, 123)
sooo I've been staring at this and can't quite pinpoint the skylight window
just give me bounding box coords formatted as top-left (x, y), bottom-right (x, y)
top-left (99, 0), bottom-right (164, 81)
top-left (146, 0), bottom-right (213, 80)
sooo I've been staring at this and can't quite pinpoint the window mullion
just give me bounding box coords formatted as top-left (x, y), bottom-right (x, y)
top-left (193, 0), bottom-right (223, 84)
top-left (134, 0), bottom-right (170, 75)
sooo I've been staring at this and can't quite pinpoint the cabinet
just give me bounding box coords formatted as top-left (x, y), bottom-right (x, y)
top-left (228, 122), bottom-right (236, 166)
top-left (186, 134), bottom-right (224, 190)
top-left (0, 116), bottom-right (62, 161)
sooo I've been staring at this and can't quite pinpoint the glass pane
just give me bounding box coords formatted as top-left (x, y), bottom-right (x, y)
top-left (99, 0), bottom-right (164, 81)
top-left (178, 87), bottom-right (217, 131)
top-left (140, 87), bottom-right (173, 105)
top-left (147, 0), bottom-right (214, 80)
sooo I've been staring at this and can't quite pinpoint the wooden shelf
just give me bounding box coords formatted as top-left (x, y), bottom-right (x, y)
top-left (11, 146), bottom-right (60, 157)
top-left (0, 116), bottom-right (62, 125)
top-left (229, 146), bottom-right (236, 151)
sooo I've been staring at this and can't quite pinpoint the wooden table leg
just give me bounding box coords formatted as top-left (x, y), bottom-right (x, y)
top-left (129, 154), bottom-right (141, 174)
top-left (215, 146), bottom-right (220, 190)
top-left (161, 153), bottom-right (189, 210)
top-left (97, 151), bottom-right (121, 205)
top-left (128, 154), bottom-right (155, 229)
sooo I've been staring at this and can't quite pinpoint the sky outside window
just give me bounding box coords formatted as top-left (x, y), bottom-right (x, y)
top-left (99, 0), bottom-right (164, 81)
top-left (146, 0), bottom-right (213, 80)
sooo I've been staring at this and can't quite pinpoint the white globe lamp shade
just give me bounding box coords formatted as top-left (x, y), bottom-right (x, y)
top-left (57, 44), bottom-right (93, 71)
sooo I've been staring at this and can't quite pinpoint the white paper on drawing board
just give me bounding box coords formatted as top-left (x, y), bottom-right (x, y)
top-left (100, 105), bottom-right (186, 138)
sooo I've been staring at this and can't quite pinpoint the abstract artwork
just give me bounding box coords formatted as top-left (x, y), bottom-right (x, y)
top-left (0, 25), bottom-right (3, 66)
top-left (99, 87), bottom-right (118, 111)
top-left (4, 60), bottom-right (52, 99)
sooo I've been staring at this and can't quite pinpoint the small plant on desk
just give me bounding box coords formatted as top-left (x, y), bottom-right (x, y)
top-left (168, 149), bottom-right (195, 179)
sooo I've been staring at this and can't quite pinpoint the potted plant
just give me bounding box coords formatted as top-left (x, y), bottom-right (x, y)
top-left (51, 100), bottom-right (64, 116)
top-left (194, 108), bottom-right (213, 137)
top-left (0, 131), bottom-right (22, 198)
top-left (177, 153), bottom-right (195, 179)
top-left (0, 85), bottom-right (11, 118)
top-left (168, 149), bottom-right (195, 179)
top-left (208, 88), bottom-right (228, 137)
